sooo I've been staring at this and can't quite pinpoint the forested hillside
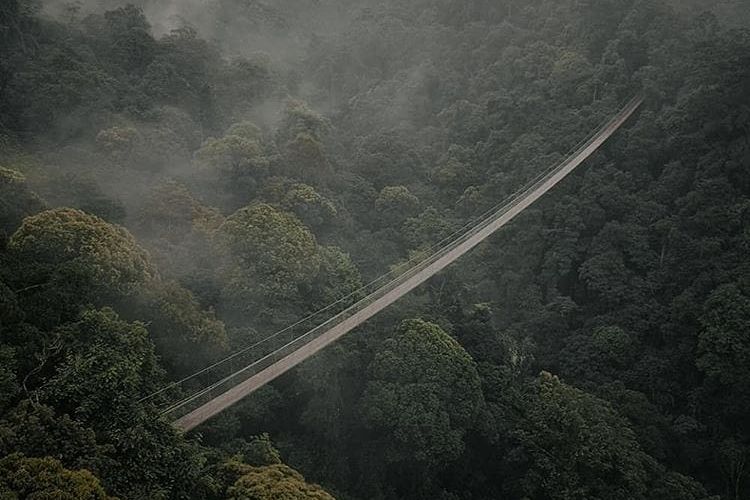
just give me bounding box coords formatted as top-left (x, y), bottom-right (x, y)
top-left (1, 0), bottom-right (749, 498)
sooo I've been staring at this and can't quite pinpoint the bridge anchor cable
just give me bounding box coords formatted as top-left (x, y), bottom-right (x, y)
top-left (163, 96), bottom-right (644, 432)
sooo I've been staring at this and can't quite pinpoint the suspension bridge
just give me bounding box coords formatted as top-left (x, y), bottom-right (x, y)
top-left (143, 95), bottom-right (644, 432)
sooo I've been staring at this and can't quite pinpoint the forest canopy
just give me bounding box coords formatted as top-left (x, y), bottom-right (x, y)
top-left (1, 0), bottom-right (749, 499)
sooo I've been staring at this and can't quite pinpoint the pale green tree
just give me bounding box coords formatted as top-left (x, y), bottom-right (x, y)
top-left (0, 454), bottom-right (114, 499)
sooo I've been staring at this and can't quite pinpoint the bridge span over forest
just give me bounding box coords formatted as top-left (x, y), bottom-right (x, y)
top-left (142, 96), bottom-right (644, 432)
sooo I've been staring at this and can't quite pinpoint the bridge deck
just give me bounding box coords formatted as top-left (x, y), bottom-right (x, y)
top-left (171, 96), bottom-right (644, 432)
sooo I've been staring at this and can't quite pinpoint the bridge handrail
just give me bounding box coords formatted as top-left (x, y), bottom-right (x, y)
top-left (159, 95), bottom-right (642, 421)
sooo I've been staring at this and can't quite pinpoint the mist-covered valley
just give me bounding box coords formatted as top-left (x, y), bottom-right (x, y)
top-left (1, 0), bottom-right (749, 498)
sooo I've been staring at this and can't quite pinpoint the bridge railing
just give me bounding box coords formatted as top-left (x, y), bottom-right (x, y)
top-left (157, 96), bottom-right (642, 423)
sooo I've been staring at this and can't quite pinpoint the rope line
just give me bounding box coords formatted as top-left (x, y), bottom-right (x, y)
top-left (142, 95), bottom-right (639, 416)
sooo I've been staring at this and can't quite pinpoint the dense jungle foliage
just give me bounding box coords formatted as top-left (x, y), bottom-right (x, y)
top-left (1, 0), bottom-right (749, 498)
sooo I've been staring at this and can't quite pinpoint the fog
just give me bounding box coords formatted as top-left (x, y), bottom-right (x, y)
top-left (1, 0), bottom-right (749, 498)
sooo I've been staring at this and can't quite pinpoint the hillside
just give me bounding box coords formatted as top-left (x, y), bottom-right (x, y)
top-left (1, 0), bottom-right (749, 498)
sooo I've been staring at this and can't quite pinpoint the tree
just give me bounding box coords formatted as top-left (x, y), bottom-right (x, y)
top-left (0, 401), bottom-right (102, 472)
top-left (227, 464), bottom-right (335, 500)
top-left (507, 372), bottom-right (651, 500)
top-left (197, 122), bottom-right (266, 167)
top-left (402, 207), bottom-right (457, 250)
top-left (213, 55), bottom-right (277, 126)
top-left (95, 125), bottom-right (140, 158)
top-left (8, 208), bottom-right (155, 328)
top-left (262, 180), bottom-right (338, 230)
top-left (649, 470), bottom-right (718, 500)
top-left (41, 308), bottom-right (163, 424)
top-left (217, 203), bottom-right (321, 310)
top-left (282, 132), bottom-right (332, 185)
top-left (453, 302), bottom-right (524, 367)
top-left (0, 281), bottom-right (23, 327)
top-left (2, 43), bottom-right (119, 137)
top-left (133, 181), bottom-right (224, 301)
top-left (97, 416), bottom-right (212, 500)
top-left (557, 326), bottom-right (637, 386)
top-left (695, 284), bottom-right (750, 498)
top-left (550, 49), bottom-right (595, 103)
top-left (375, 186), bottom-right (420, 228)
top-left (135, 181), bottom-right (224, 243)
top-left (102, 5), bottom-right (155, 73)
top-left (276, 100), bottom-right (333, 184)
top-left (276, 100), bottom-right (330, 146)
top-left (241, 433), bottom-right (283, 466)
top-left (360, 319), bottom-right (483, 472)
top-left (195, 122), bottom-right (271, 210)
top-left (0, 167), bottom-right (44, 237)
top-left (352, 131), bottom-right (425, 187)
top-left (305, 245), bottom-right (363, 310)
top-left (697, 284), bottom-right (750, 392)
top-left (0, 453), bottom-right (114, 499)
top-left (0, 346), bottom-right (17, 412)
top-left (123, 280), bottom-right (228, 377)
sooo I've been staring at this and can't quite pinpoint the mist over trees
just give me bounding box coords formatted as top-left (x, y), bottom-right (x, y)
top-left (1, 0), bottom-right (749, 498)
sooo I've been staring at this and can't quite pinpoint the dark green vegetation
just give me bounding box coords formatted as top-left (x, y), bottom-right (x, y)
top-left (1, 0), bottom-right (749, 498)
